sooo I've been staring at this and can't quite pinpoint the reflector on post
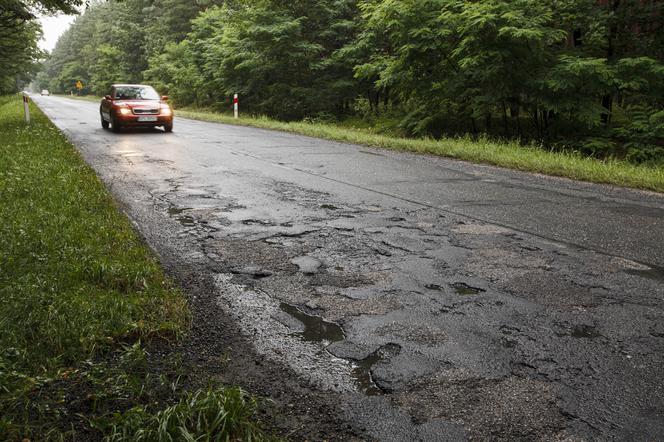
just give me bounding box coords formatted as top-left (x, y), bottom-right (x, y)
top-left (22, 92), bottom-right (30, 123)
top-left (233, 94), bottom-right (239, 119)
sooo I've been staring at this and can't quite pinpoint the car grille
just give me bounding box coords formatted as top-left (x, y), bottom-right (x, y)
top-left (133, 108), bottom-right (159, 115)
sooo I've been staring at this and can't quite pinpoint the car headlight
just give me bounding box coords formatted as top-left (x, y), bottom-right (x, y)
top-left (160, 106), bottom-right (172, 116)
top-left (119, 107), bottom-right (132, 115)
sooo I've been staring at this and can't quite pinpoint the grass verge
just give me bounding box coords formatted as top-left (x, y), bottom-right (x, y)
top-left (0, 95), bottom-right (271, 441)
top-left (176, 108), bottom-right (664, 193)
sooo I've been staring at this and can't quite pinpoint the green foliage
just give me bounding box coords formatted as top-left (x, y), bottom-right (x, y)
top-left (0, 95), bottom-right (191, 438)
top-left (615, 106), bottom-right (664, 165)
top-left (0, 95), bottom-right (272, 440)
top-left (0, 0), bottom-right (89, 93)
top-left (101, 387), bottom-right (269, 441)
top-left (0, 14), bottom-right (42, 94)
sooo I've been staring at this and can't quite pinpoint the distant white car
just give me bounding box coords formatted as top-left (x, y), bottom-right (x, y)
top-left (40, 89), bottom-right (50, 96)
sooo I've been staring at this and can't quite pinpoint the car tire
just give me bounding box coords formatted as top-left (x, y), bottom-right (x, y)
top-left (164, 121), bottom-right (173, 133)
top-left (111, 114), bottom-right (121, 133)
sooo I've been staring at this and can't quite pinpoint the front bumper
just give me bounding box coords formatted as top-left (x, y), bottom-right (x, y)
top-left (117, 114), bottom-right (172, 126)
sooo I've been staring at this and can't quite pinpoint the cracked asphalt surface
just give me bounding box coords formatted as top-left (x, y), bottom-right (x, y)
top-left (33, 95), bottom-right (664, 441)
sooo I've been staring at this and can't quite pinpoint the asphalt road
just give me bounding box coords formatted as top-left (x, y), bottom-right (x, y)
top-left (33, 95), bottom-right (664, 441)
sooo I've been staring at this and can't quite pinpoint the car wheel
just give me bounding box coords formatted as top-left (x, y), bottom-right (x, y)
top-left (111, 114), bottom-right (121, 133)
top-left (164, 121), bottom-right (173, 133)
top-left (101, 116), bottom-right (109, 129)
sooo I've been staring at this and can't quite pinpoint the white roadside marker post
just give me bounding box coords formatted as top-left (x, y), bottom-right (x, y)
top-left (22, 92), bottom-right (30, 124)
top-left (234, 94), bottom-right (239, 119)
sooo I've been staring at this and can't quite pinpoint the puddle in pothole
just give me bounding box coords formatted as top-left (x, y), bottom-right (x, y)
top-left (242, 219), bottom-right (275, 226)
top-left (176, 215), bottom-right (196, 226)
top-left (279, 303), bottom-right (344, 346)
top-left (351, 343), bottom-right (401, 396)
top-left (452, 282), bottom-right (485, 295)
top-left (425, 283), bottom-right (445, 291)
top-left (168, 207), bottom-right (192, 215)
top-left (320, 204), bottom-right (339, 210)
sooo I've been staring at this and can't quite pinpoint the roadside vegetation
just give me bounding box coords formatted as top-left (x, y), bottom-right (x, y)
top-left (0, 94), bottom-right (270, 440)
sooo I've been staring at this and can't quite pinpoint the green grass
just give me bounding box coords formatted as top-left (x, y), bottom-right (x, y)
top-left (101, 386), bottom-right (265, 441)
top-left (175, 108), bottom-right (664, 193)
top-left (0, 95), bottom-right (271, 441)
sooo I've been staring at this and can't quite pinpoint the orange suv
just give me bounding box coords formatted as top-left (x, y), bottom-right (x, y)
top-left (100, 84), bottom-right (173, 132)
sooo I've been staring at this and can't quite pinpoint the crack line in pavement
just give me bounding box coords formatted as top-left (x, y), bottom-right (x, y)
top-left (230, 149), bottom-right (663, 270)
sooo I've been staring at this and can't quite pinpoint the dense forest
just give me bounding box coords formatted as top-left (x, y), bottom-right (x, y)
top-left (31, 0), bottom-right (664, 163)
top-left (0, 0), bottom-right (84, 93)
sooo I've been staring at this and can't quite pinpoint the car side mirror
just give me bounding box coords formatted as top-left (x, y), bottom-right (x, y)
top-left (161, 95), bottom-right (169, 101)
top-left (104, 95), bottom-right (112, 100)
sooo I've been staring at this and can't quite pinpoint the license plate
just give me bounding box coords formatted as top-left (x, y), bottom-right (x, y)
top-left (137, 116), bottom-right (158, 122)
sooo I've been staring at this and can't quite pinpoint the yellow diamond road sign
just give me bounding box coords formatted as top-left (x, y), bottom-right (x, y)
top-left (75, 80), bottom-right (83, 90)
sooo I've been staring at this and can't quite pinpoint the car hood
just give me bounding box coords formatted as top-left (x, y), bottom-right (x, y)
top-left (114, 100), bottom-right (163, 107)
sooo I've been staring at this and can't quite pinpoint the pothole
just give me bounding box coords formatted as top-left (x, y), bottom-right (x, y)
top-left (242, 219), bottom-right (275, 226)
top-left (279, 303), bottom-right (344, 346)
top-left (570, 324), bottom-right (601, 339)
top-left (168, 206), bottom-right (191, 215)
top-left (452, 282), bottom-right (485, 296)
top-left (554, 323), bottom-right (601, 339)
top-left (176, 215), bottom-right (196, 226)
top-left (351, 343), bottom-right (401, 395)
top-left (291, 256), bottom-right (323, 274)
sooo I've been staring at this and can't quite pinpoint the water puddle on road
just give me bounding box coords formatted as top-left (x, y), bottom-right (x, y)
top-left (242, 219), bottom-right (276, 226)
top-left (351, 343), bottom-right (401, 396)
top-left (452, 282), bottom-right (485, 295)
top-left (279, 303), bottom-right (404, 395)
top-left (167, 207), bottom-right (191, 215)
top-left (279, 303), bottom-right (344, 346)
top-left (176, 215), bottom-right (196, 226)
top-left (167, 206), bottom-right (196, 226)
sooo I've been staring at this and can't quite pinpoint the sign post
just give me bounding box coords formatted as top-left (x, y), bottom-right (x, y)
top-left (233, 94), bottom-right (239, 119)
top-left (22, 93), bottom-right (30, 123)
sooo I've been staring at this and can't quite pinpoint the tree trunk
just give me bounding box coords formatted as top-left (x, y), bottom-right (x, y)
top-left (601, 0), bottom-right (620, 125)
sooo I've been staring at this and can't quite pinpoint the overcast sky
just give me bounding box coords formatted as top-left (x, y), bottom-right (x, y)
top-left (39, 13), bottom-right (77, 52)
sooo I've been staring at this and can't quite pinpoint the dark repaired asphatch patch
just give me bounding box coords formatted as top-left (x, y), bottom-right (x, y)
top-left (279, 303), bottom-right (344, 346)
top-left (625, 265), bottom-right (664, 282)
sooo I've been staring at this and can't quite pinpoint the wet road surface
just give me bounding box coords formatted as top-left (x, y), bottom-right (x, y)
top-left (33, 95), bottom-right (664, 441)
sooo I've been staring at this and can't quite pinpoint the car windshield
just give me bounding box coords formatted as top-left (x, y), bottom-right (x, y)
top-left (114, 86), bottom-right (159, 100)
